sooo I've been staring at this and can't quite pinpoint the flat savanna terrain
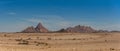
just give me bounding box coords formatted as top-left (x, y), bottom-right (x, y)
top-left (0, 33), bottom-right (120, 51)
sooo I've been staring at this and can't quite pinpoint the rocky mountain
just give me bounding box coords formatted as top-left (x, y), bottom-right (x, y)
top-left (57, 25), bottom-right (96, 33)
top-left (35, 23), bottom-right (49, 33)
top-left (21, 23), bottom-right (49, 33)
top-left (21, 22), bottom-right (102, 33)
top-left (67, 25), bottom-right (96, 33)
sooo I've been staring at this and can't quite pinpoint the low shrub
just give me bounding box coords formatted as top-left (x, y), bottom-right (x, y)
top-left (18, 40), bottom-right (29, 45)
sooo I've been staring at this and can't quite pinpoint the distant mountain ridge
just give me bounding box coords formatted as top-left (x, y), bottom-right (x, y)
top-left (66, 25), bottom-right (96, 33)
top-left (21, 22), bottom-right (108, 33)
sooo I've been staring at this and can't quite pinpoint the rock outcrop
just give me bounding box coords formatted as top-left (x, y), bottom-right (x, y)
top-left (57, 25), bottom-right (96, 33)
top-left (35, 23), bottom-right (49, 33)
top-left (21, 23), bottom-right (49, 33)
top-left (66, 25), bottom-right (96, 33)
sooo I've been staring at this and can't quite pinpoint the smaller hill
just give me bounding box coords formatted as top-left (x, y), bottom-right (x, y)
top-left (57, 25), bottom-right (96, 33)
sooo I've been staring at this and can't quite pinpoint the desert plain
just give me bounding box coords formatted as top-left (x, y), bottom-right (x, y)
top-left (0, 32), bottom-right (120, 51)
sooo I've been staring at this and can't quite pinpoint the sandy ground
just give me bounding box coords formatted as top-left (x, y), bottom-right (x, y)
top-left (0, 33), bottom-right (120, 51)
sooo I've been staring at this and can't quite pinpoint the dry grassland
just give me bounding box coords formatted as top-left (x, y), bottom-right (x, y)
top-left (0, 33), bottom-right (120, 51)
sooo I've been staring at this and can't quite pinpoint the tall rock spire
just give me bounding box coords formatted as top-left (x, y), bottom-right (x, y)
top-left (35, 22), bottom-right (49, 33)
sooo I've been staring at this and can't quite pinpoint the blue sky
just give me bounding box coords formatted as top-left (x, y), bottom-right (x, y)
top-left (0, 0), bottom-right (120, 32)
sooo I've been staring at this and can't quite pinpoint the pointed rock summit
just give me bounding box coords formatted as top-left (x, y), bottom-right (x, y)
top-left (35, 23), bottom-right (49, 33)
top-left (21, 22), bottom-right (49, 33)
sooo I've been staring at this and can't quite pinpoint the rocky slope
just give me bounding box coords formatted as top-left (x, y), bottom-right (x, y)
top-left (66, 25), bottom-right (96, 33)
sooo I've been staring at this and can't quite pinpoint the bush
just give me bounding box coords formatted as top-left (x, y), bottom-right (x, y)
top-left (110, 48), bottom-right (115, 50)
top-left (27, 38), bottom-right (31, 40)
top-left (18, 40), bottom-right (29, 45)
top-left (36, 37), bottom-right (39, 40)
top-left (47, 38), bottom-right (51, 40)
top-left (35, 41), bottom-right (48, 46)
top-left (15, 38), bottom-right (22, 41)
top-left (4, 34), bottom-right (7, 37)
top-left (72, 38), bottom-right (76, 40)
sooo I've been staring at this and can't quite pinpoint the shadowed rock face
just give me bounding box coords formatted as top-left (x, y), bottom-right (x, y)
top-left (35, 23), bottom-right (49, 33)
top-left (66, 25), bottom-right (96, 33)
top-left (22, 23), bottom-right (49, 33)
